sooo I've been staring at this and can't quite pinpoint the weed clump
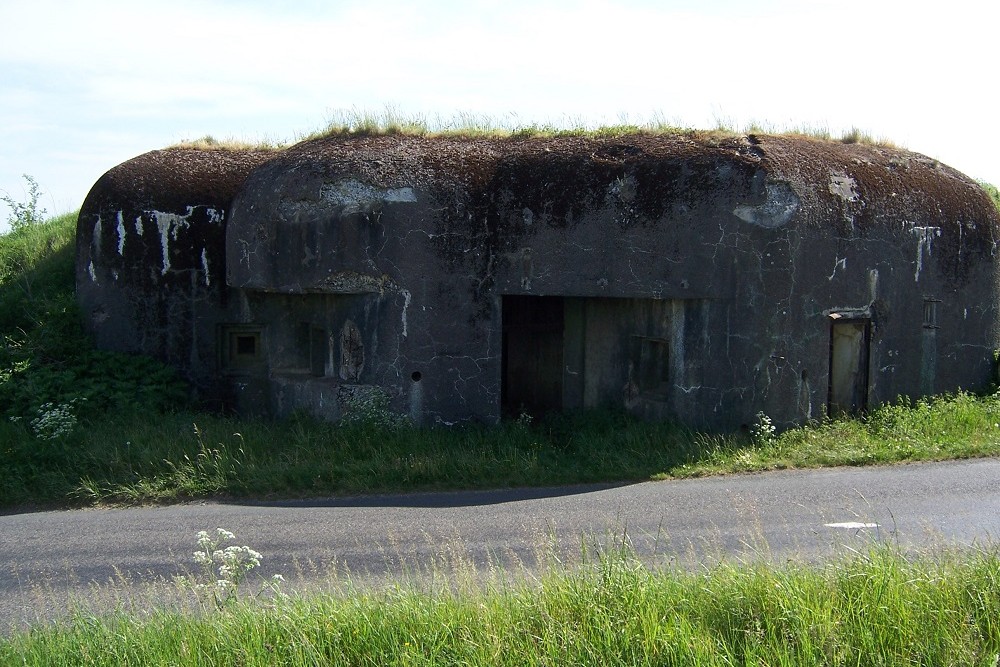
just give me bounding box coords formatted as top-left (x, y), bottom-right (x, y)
top-left (1, 174), bottom-right (47, 231)
top-left (980, 180), bottom-right (1000, 215)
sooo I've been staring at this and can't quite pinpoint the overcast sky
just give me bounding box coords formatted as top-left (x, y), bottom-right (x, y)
top-left (1, 0), bottom-right (997, 231)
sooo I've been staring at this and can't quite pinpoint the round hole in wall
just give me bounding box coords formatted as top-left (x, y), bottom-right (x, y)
top-left (411, 371), bottom-right (422, 382)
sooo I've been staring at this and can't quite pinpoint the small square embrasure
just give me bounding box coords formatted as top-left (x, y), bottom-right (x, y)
top-left (222, 326), bottom-right (263, 369)
top-left (235, 334), bottom-right (257, 356)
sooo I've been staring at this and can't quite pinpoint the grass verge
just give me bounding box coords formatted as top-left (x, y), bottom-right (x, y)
top-left (3, 390), bottom-right (1000, 508)
top-left (2, 543), bottom-right (998, 665)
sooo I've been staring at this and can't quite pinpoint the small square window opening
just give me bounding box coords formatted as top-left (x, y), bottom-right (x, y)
top-left (220, 325), bottom-right (264, 371)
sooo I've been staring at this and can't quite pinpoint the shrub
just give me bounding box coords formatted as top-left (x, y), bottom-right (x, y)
top-left (1, 175), bottom-right (47, 231)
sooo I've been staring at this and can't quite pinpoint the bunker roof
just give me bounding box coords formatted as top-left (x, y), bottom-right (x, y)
top-left (244, 132), bottom-right (998, 233)
top-left (81, 147), bottom-right (275, 215)
top-left (84, 131), bottom-right (999, 238)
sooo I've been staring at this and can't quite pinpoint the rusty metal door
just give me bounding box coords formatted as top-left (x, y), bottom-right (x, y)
top-left (828, 319), bottom-right (871, 416)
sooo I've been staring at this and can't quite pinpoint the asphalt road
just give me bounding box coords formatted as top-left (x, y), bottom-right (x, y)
top-left (2, 458), bottom-right (999, 631)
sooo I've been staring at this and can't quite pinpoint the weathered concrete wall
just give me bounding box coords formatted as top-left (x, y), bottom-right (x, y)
top-left (219, 133), bottom-right (1000, 429)
top-left (79, 133), bottom-right (1000, 429)
top-left (76, 148), bottom-right (274, 405)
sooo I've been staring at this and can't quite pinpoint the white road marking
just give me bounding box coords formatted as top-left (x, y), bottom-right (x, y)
top-left (824, 521), bottom-right (879, 529)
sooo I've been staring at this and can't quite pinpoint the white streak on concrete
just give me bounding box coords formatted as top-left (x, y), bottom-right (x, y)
top-left (116, 213), bottom-right (126, 256)
top-left (401, 289), bottom-right (412, 338)
top-left (910, 224), bottom-right (941, 282)
top-left (156, 215), bottom-right (174, 276)
top-left (828, 257), bottom-right (846, 281)
top-left (92, 216), bottom-right (102, 260)
top-left (152, 207), bottom-right (212, 276)
top-left (201, 248), bottom-right (211, 287)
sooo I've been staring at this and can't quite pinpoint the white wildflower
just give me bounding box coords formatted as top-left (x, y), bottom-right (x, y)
top-left (182, 527), bottom-right (283, 611)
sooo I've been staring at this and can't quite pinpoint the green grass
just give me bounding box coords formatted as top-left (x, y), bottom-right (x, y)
top-left (172, 135), bottom-right (288, 151)
top-left (0, 210), bottom-right (76, 330)
top-left (653, 392), bottom-right (1000, 479)
top-left (4, 390), bottom-right (1000, 509)
top-left (3, 543), bottom-right (999, 665)
top-left (0, 212), bottom-right (187, 423)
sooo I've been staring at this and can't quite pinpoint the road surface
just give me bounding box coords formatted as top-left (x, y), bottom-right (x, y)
top-left (2, 458), bottom-right (999, 630)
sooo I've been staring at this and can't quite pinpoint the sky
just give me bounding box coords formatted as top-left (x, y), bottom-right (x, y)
top-left (2, 0), bottom-right (998, 231)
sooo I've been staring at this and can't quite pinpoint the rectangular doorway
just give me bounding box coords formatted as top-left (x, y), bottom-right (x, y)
top-left (501, 295), bottom-right (564, 416)
top-left (828, 318), bottom-right (871, 416)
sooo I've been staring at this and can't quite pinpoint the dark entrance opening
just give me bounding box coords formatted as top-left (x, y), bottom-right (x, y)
top-left (827, 317), bottom-right (871, 416)
top-left (501, 295), bottom-right (564, 416)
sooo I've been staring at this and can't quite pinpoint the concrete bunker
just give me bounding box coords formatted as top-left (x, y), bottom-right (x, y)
top-left (77, 132), bottom-right (1000, 430)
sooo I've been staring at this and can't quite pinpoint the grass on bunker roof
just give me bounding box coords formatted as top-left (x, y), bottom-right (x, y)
top-left (171, 110), bottom-right (901, 151)
top-left (310, 110), bottom-right (902, 147)
top-left (4, 189), bottom-right (1000, 510)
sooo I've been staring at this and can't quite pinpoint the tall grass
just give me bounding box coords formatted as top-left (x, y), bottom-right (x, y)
top-left (3, 543), bottom-right (998, 665)
top-left (3, 389), bottom-right (1000, 508)
top-left (3, 408), bottom-right (707, 506)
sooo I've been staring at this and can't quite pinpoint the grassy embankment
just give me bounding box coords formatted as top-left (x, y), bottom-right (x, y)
top-left (2, 543), bottom-right (999, 665)
top-left (3, 210), bottom-right (1000, 509)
